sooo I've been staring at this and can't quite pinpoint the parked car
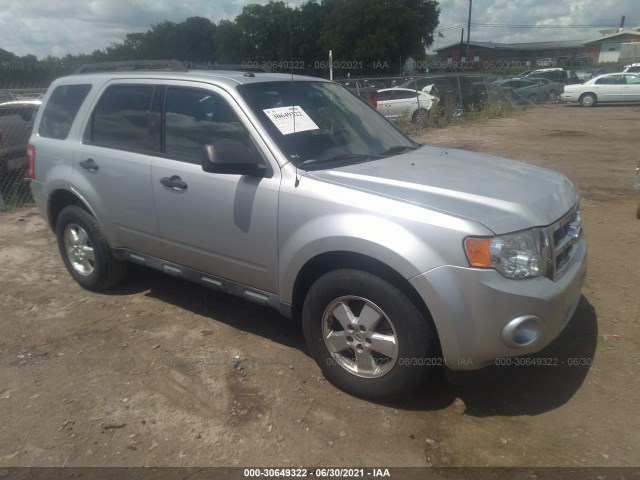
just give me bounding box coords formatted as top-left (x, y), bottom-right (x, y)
top-left (560, 73), bottom-right (640, 106)
top-left (493, 78), bottom-right (551, 104)
top-left (623, 63), bottom-right (640, 74)
top-left (514, 70), bottom-right (535, 78)
top-left (536, 58), bottom-right (557, 67)
top-left (0, 99), bottom-right (42, 186)
top-left (529, 77), bottom-right (565, 103)
top-left (27, 65), bottom-right (586, 401)
top-left (376, 87), bottom-right (437, 123)
top-left (400, 75), bottom-right (488, 116)
top-left (586, 64), bottom-right (626, 79)
top-left (525, 68), bottom-right (582, 85)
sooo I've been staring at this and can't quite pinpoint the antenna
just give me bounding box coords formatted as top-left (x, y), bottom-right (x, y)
top-left (287, 1), bottom-right (295, 82)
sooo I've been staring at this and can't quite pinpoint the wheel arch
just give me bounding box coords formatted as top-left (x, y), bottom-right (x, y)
top-left (290, 250), bottom-right (442, 353)
top-left (47, 189), bottom-right (93, 232)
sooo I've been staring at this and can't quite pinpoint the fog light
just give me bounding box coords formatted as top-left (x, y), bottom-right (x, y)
top-left (501, 315), bottom-right (544, 348)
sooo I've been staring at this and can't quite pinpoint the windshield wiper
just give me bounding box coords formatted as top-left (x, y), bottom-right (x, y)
top-left (298, 153), bottom-right (382, 170)
top-left (377, 145), bottom-right (420, 156)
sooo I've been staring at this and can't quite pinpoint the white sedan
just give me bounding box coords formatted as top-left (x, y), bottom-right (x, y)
top-left (376, 87), bottom-right (437, 123)
top-left (561, 73), bottom-right (640, 107)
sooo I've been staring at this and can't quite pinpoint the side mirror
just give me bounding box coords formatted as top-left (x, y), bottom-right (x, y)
top-left (202, 142), bottom-right (267, 176)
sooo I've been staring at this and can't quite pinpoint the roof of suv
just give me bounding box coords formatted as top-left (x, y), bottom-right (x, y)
top-left (56, 70), bottom-right (325, 88)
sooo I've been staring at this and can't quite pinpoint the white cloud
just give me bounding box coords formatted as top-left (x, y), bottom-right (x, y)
top-left (0, 0), bottom-right (638, 59)
top-left (436, 0), bottom-right (639, 46)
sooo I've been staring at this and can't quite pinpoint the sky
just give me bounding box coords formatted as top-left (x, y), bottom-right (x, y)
top-left (0, 0), bottom-right (639, 59)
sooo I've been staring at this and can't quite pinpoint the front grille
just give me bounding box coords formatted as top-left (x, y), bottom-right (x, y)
top-left (544, 206), bottom-right (582, 280)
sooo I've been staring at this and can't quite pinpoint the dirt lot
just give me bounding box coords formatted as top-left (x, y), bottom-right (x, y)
top-left (1, 104), bottom-right (639, 469)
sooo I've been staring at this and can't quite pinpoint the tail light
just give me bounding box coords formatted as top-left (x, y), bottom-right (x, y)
top-left (370, 93), bottom-right (378, 109)
top-left (27, 144), bottom-right (36, 180)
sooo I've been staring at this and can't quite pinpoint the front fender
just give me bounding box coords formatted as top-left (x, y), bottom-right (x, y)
top-left (278, 213), bottom-right (445, 304)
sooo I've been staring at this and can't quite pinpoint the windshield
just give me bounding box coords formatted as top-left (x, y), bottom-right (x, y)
top-left (237, 81), bottom-right (417, 170)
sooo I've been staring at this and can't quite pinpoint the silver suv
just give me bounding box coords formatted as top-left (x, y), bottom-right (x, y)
top-left (27, 66), bottom-right (587, 400)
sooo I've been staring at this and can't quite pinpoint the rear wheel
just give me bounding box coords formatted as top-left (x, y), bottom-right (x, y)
top-left (412, 108), bottom-right (429, 125)
top-left (302, 269), bottom-right (435, 401)
top-left (579, 93), bottom-right (597, 107)
top-left (548, 90), bottom-right (560, 103)
top-left (56, 205), bottom-right (128, 291)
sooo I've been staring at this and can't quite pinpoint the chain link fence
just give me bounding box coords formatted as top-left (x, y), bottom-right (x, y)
top-left (333, 72), bottom-right (563, 133)
top-left (0, 84), bottom-right (47, 211)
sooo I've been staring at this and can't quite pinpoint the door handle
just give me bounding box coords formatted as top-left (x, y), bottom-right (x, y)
top-left (79, 158), bottom-right (99, 172)
top-left (160, 175), bottom-right (188, 191)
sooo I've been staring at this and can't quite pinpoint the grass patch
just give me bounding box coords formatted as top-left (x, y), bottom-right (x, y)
top-left (397, 98), bottom-right (517, 135)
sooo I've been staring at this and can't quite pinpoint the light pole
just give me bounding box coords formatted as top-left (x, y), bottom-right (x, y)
top-left (466, 0), bottom-right (472, 63)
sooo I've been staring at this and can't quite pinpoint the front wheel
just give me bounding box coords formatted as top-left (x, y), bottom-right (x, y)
top-left (579, 93), bottom-right (597, 107)
top-left (56, 205), bottom-right (128, 291)
top-left (302, 269), bottom-right (435, 401)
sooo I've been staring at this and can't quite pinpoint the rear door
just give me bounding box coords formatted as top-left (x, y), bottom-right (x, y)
top-left (72, 81), bottom-right (163, 257)
top-left (150, 83), bottom-right (280, 293)
top-left (593, 75), bottom-right (623, 101)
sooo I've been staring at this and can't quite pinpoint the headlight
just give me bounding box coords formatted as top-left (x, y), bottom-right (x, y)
top-left (464, 230), bottom-right (546, 279)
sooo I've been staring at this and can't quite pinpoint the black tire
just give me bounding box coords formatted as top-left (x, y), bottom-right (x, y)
top-left (302, 269), bottom-right (435, 401)
top-left (527, 93), bottom-right (538, 104)
top-left (636, 201), bottom-right (640, 220)
top-left (579, 93), bottom-right (597, 107)
top-left (56, 205), bottom-right (128, 291)
top-left (549, 90), bottom-right (560, 103)
top-left (412, 108), bottom-right (429, 125)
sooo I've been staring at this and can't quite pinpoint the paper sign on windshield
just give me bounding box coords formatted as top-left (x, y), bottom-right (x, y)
top-left (263, 106), bottom-right (319, 135)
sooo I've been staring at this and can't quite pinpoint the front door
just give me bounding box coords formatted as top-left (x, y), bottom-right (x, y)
top-left (151, 84), bottom-right (280, 293)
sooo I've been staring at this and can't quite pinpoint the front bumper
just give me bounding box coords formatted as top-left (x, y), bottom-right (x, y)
top-left (410, 236), bottom-right (587, 370)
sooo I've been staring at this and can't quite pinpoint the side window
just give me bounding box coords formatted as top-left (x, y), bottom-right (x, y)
top-left (625, 75), bottom-right (640, 85)
top-left (39, 84), bottom-right (92, 140)
top-left (595, 76), bottom-right (619, 85)
top-left (89, 85), bottom-right (153, 152)
top-left (163, 88), bottom-right (250, 164)
top-left (395, 91), bottom-right (418, 100)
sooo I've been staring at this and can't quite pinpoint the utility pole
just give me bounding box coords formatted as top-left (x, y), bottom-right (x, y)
top-left (466, 0), bottom-right (473, 63)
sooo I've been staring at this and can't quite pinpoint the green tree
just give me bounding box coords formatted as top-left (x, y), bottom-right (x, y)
top-left (234, 1), bottom-right (301, 62)
top-left (321, 0), bottom-right (439, 73)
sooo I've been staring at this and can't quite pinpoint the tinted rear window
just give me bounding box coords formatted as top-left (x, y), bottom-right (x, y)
top-left (39, 84), bottom-right (92, 139)
top-left (88, 85), bottom-right (153, 152)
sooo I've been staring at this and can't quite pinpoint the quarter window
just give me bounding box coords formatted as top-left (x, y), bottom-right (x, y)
top-left (163, 88), bottom-right (250, 163)
top-left (89, 85), bottom-right (154, 151)
top-left (39, 84), bottom-right (91, 140)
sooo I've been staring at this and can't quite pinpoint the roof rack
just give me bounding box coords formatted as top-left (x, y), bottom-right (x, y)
top-left (74, 59), bottom-right (188, 74)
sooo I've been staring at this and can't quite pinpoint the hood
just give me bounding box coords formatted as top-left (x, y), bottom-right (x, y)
top-left (307, 145), bottom-right (578, 234)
